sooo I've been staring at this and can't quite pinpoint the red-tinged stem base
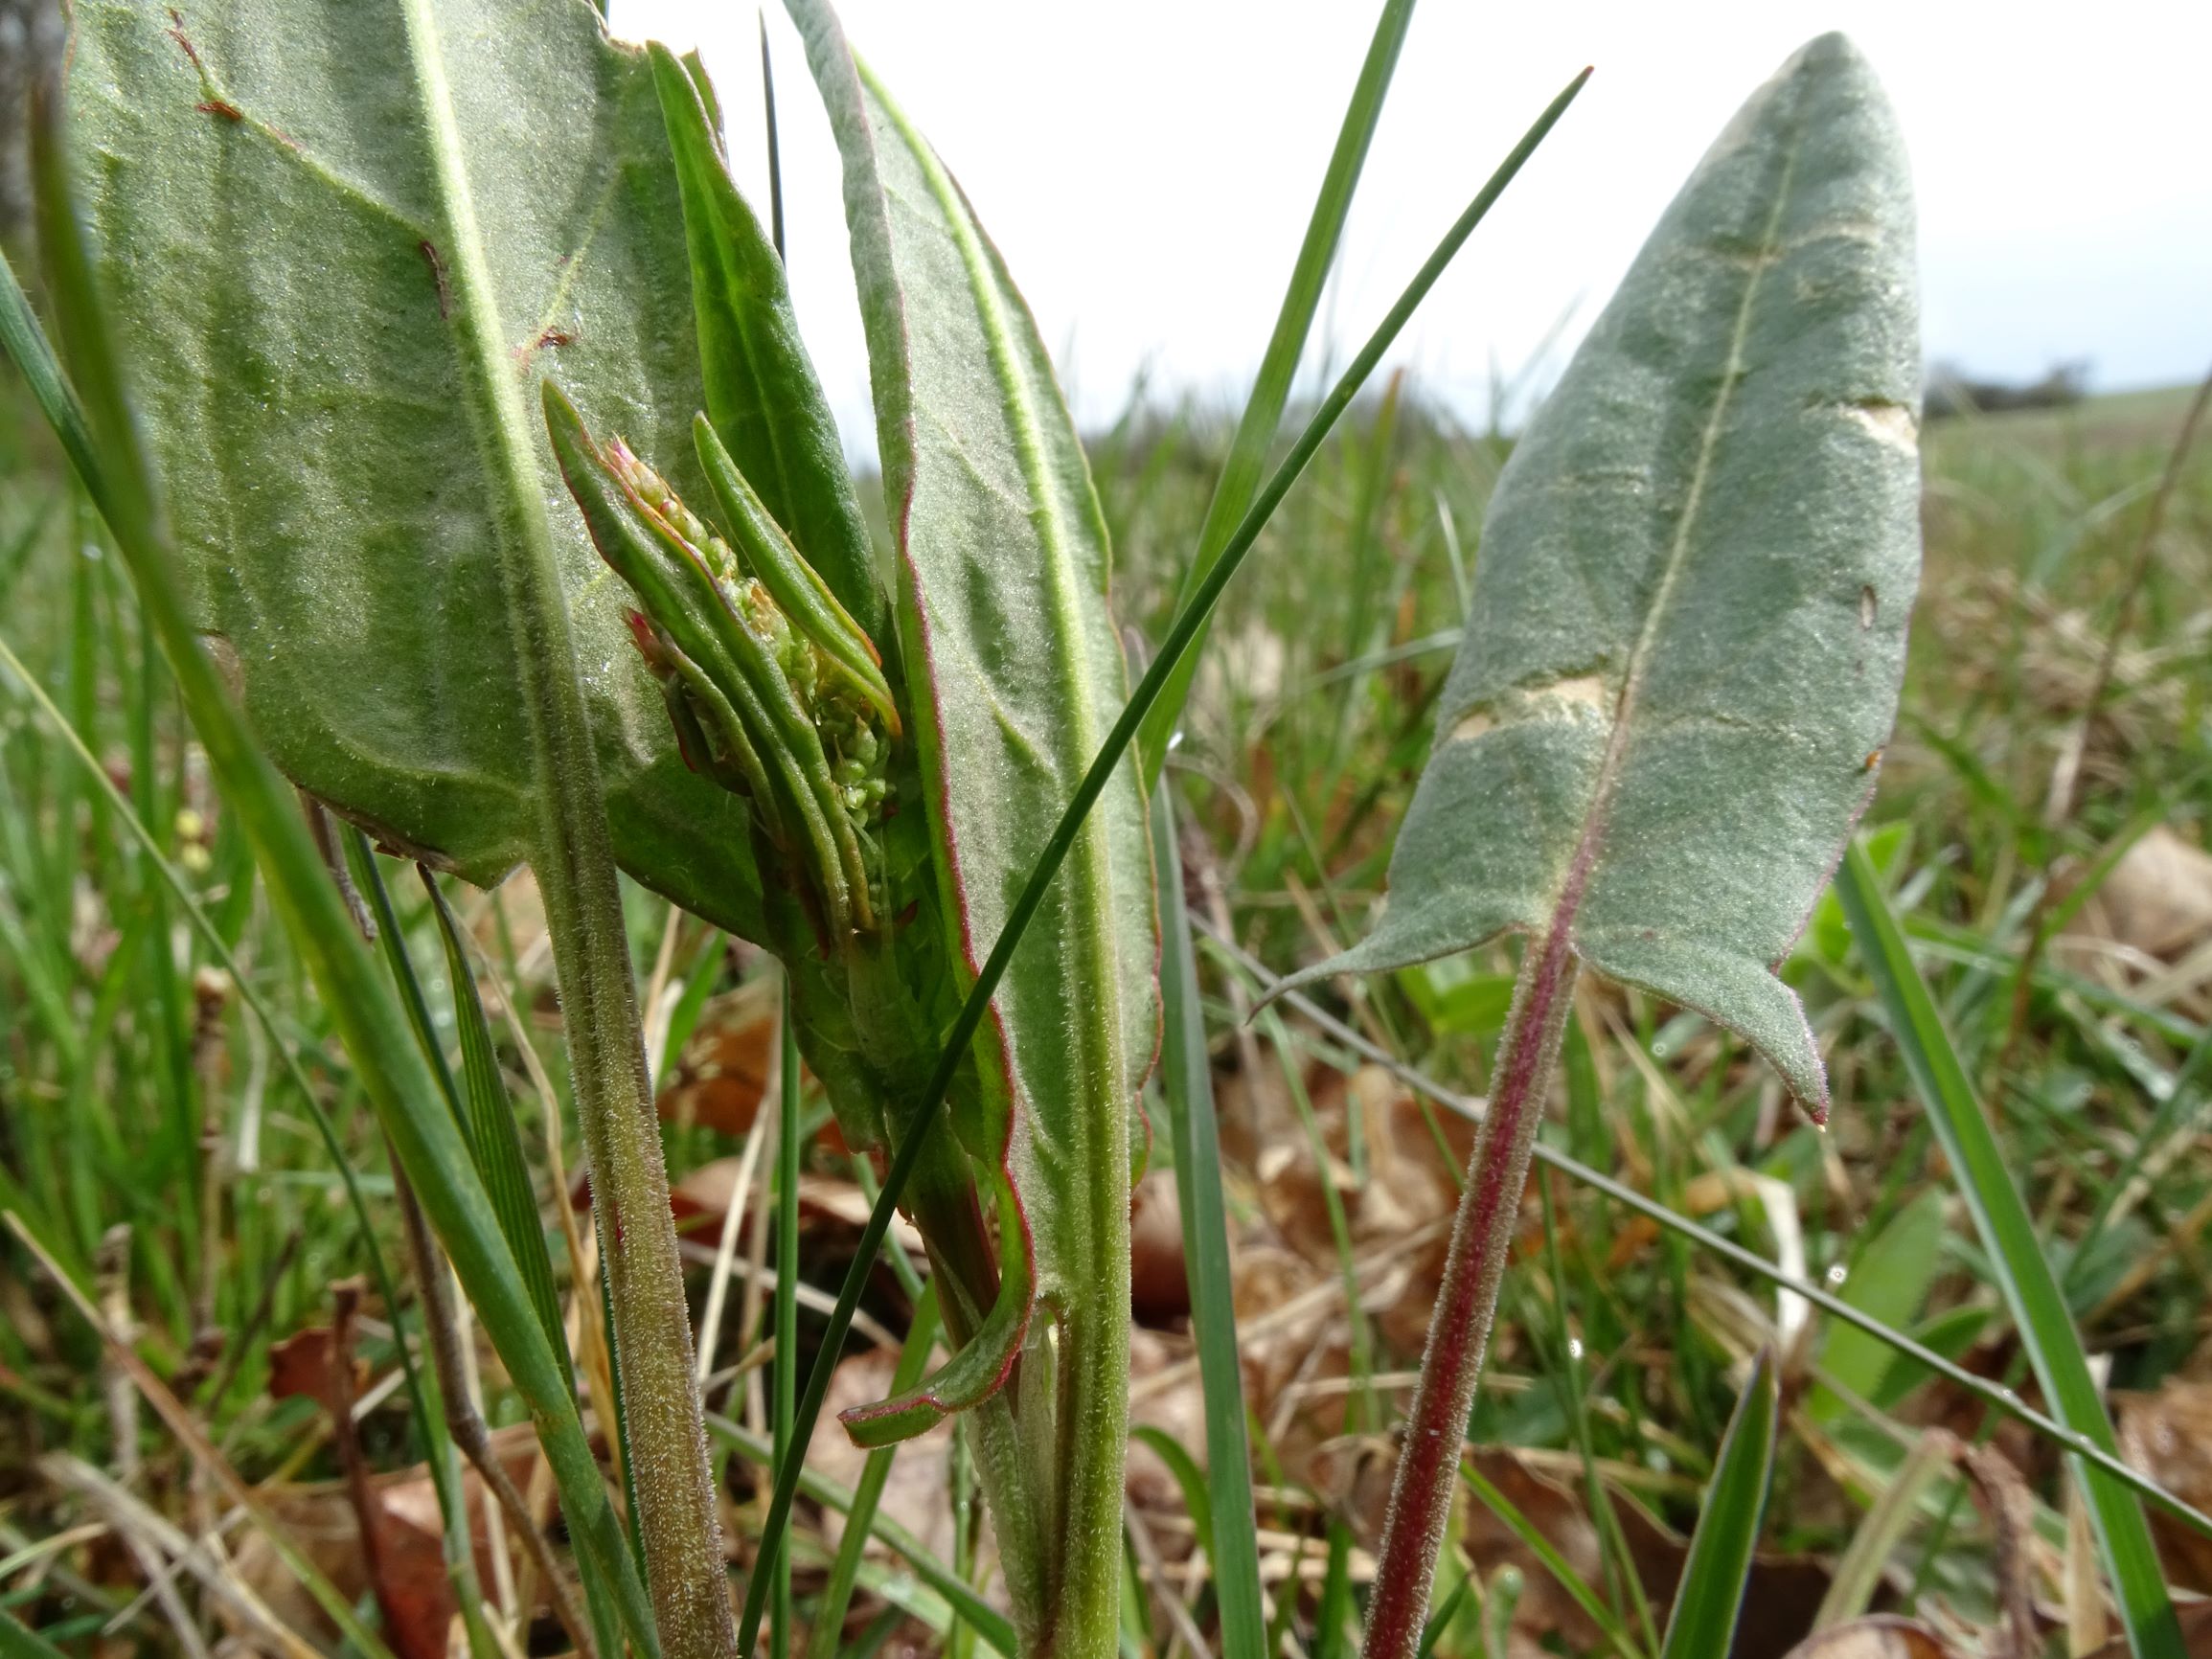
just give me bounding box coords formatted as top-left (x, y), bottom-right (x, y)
top-left (1360, 919), bottom-right (1581, 1659)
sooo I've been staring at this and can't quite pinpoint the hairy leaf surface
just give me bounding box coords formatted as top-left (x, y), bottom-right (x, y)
top-left (66, 0), bottom-right (762, 938)
top-left (1291, 34), bottom-right (1919, 1112)
top-left (789, 0), bottom-right (1159, 1637)
top-left (787, 6), bottom-right (1158, 1297)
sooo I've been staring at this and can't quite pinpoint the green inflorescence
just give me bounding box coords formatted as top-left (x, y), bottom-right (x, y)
top-left (547, 384), bottom-right (896, 943)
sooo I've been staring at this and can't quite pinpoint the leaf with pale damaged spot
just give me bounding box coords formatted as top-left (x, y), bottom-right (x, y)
top-left (1285, 33), bottom-right (1920, 1116)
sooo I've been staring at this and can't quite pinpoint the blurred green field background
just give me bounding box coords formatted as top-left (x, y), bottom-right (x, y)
top-left (1, 368), bottom-right (2206, 1655)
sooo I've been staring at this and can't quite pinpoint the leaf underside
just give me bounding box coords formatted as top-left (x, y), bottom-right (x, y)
top-left (67, 0), bottom-right (764, 939)
top-left (1290, 34), bottom-right (1921, 1113)
top-left (790, 3), bottom-right (1157, 1639)
top-left (791, 2), bottom-right (1158, 1316)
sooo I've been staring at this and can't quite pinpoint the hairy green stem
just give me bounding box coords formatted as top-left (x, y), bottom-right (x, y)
top-left (1361, 924), bottom-right (1580, 1659)
top-left (393, 7), bottom-right (734, 1653)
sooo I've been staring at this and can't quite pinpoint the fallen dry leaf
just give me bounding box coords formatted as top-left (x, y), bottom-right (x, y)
top-left (225, 1477), bottom-right (439, 1659)
top-left (1127, 1327), bottom-right (1208, 1519)
top-left (1129, 1170), bottom-right (1189, 1328)
top-left (1310, 1441), bottom-right (1830, 1659)
top-left (2117, 1378), bottom-right (2212, 1592)
top-left (656, 980), bottom-right (777, 1136)
top-left (672, 1167), bottom-right (928, 1264)
top-left (471, 868), bottom-right (552, 992)
top-left (2080, 825), bottom-right (2212, 961)
top-left (1351, 1063), bottom-right (1468, 1241)
top-left (1781, 1617), bottom-right (1957, 1658)
top-left (265, 1326), bottom-right (362, 1419)
top-left (1604, 1169), bottom-right (1783, 1273)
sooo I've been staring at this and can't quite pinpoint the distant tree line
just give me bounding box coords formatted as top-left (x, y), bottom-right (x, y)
top-left (1925, 359), bottom-right (2089, 420)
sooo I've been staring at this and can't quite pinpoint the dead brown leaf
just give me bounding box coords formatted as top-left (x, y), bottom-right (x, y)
top-left (1605, 1170), bottom-right (1774, 1273)
top-left (656, 980), bottom-right (777, 1136)
top-left (1129, 1170), bottom-right (1189, 1328)
top-left (228, 1425), bottom-right (562, 1658)
top-left (1126, 1328), bottom-right (1208, 1519)
top-left (2118, 1378), bottom-right (2212, 1592)
top-left (1309, 1443), bottom-right (1829, 1659)
top-left (226, 1473), bottom-right (449, 1659)
top-left (2078, 825), bottom-right (2212, 961)
top-left (1781, 1617), bottom-right (1957, 1658)
top-left (265, 1326), bottom-right (361, 1419)
top-left (469, 869), bottom-right (552, 993)
top-left (672, 1168), bottom-right (929, 1267)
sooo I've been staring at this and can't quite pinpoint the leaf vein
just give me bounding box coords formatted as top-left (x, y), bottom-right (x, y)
top-left (1554, 87), bottom-right (1812, 924)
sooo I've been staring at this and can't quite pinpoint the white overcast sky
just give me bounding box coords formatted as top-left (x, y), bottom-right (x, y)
top-left (606, 1), bottom-right (2212, 455)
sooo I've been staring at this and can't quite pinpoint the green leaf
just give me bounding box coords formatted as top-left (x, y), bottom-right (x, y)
top-left (49, 13), bottom-right (734, 1649)
top-left (649, 44), bottom-right (881, 641)
top-left (1836, 839), bottom-right (2184, 1657)
top-left (1285, 34), bottom-right (1923, 1119)
top-left (1397, 955), bottom-right (1517, 1041)
top-left (787, 2), bottom-right (1159, 1648)
top-left (1808, 1187), bottom-right (1946, 1422)
top-left (64, 0), bottom-right (761, 940)
top-left (736, 39), bottom-right (1588, 1658)
top-left (2, 112), bottom-right (662, 1659)
top-left (1800, 819), bottom-right (1906, 967)
top-left (1660, 1351), bottom-right (1779, 1659)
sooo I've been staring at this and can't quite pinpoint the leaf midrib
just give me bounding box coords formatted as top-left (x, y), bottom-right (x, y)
top-left (1547, 94), bottom-right (1810, 927)
top-left (391, 10), bottom-right (688, 1655)
top-left (861, 63), bottom-right (1129, 1139)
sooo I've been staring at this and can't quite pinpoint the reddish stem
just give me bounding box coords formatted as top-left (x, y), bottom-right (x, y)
top-left (1360, 911), bottom-right (1582, 1659)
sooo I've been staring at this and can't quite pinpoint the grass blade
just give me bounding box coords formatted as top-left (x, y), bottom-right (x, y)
top-left (1150, 784), bottom-right (1266, 1659)
top-left (1415, 1579), bottom-right (1470, 1659)
top-left (1659, 1350), bottom-right (1778, 1659)
top-left (1, 1607), bottom-right (71, 1659)
top-left (708, 1414), bottom-right (1015, 1657)
top-left (805, 1287), bottom-right (944, 1659)
top-left (0, 632), bottom-right (502, 1659)
top-left (1316, 1523), bottom-right (1357, 1659)
top-left (1136, 0), bottom-right (1420, 784)
top-left (771, 974), bottom-right (800, 1659)
top-left (735, 72), bottom-right (1589, 1649)
top-left (421, 866), bottom-right (576, 1380)
top-left (1836, 838), bottom-right (2183, 1658)
top-left (1459, 1464), bottom-right (1638, 1659)
top-left (7, 1213), bottom-right (399, 1659)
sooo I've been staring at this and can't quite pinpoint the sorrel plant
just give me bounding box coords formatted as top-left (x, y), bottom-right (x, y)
top-left (11, 2), bottom-right (2188, 1657)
